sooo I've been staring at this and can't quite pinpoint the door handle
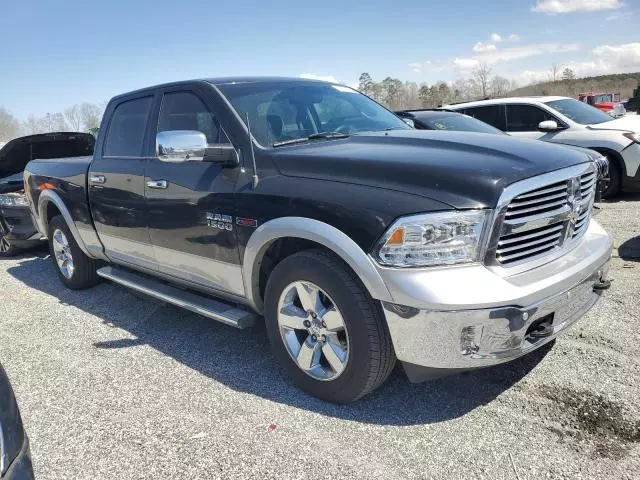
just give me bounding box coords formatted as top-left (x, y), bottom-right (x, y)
top-left (147, 180), bottom-right (168, 189)
top-left (90, 175), bottom-right (105, 184)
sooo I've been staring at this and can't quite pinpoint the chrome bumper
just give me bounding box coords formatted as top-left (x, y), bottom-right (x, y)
top-left (377, 220), bottom-right (612, 376)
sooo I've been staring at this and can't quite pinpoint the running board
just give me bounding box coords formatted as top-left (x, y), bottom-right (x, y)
top-left (96, 266), bottom-right (257, 329)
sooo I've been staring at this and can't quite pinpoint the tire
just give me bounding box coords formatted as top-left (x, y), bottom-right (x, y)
top-left (264, 249), bottom-right (396, 403)
top-left (601, 157), bottom-right (621, 198)
top-left (48, 215), bottom-right (101, 290)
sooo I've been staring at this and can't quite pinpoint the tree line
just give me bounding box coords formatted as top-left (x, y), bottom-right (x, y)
top-left (0, 102), bottom-right (104, 143)
top-left (357, 63), bottom-right (518, 111)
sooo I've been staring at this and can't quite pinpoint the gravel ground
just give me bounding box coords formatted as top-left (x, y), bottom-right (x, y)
top-left (1, 195), bottom-right (639, 480)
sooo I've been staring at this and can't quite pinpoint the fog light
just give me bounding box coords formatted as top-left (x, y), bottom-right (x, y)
top-left (460, 326), bottom-right (483, 355)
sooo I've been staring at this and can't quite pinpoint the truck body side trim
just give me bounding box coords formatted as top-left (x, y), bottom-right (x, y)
top-left (243, 217), bottom-right (393, 313)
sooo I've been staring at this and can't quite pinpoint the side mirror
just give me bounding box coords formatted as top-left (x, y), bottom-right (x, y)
top-left (538, 120), bottom-right (562, 132)
top-left (157, 130), bottom-right (207, 162)
top-left (403, 118), bottom-right (415, 128)
top-left (203, 144), bottom-right (239, 167)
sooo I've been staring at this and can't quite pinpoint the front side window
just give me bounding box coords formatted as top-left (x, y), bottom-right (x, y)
top-left (462, 105), bottom-right (506, 131)
top-left (506, 105), bottom-right (555, 132)
top-left (544, 99), bottom-right (613, 125)
top-left (216, 81), bottom-right (410, 147)
top-left (103, 97), bottom-right (152, 157)
top-left (158, 91), bottom-right (230, 144)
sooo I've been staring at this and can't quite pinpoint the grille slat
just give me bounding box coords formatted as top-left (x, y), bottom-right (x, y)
top-left (494, 166), bottom-right (597, 266)
top-left (497, 231), bottom-right (563, 255)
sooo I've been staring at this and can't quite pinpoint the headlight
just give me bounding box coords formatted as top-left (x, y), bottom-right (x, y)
top-left (0, 193), bottom-right (29, 207)
top-left (623, 132), bottom-right (640, 144)
top-left (374, 210), bottom-right (490, 267)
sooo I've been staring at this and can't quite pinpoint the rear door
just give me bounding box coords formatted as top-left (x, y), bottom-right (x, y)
top-left (88, 94), bottom-right (156, 270)
top-left (461, 105), bottom-right (506, 131)
top-left (144, 86), bottom-right (245, 297)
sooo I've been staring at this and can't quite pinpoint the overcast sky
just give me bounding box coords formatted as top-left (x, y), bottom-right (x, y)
top-left (1, 0), bottom-right (639, 119)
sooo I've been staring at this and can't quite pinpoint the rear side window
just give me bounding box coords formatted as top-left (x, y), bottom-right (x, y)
top-left (506, 105), bottom-right (554, 132)
top-left (157, 91), bottom-right (230, 145)
top-left (103, 97), bottom-right (153, 157)
top-left (463, 105), bottom-right (506, 131)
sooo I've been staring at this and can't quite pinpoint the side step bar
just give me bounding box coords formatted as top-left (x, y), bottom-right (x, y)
top-left (97, 266), bottom-right (257, 329)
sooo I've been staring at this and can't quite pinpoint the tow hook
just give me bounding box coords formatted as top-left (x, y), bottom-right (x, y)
top-left (593, 278), bottom-right (612, 291)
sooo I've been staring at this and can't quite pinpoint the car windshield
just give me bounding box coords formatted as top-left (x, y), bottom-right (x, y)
top-left (417, 113), bottom-right (505, 134)
top-left (216, 81), bottom-right (410, 147)
top-left (544, 98), bottom-right (613, 125)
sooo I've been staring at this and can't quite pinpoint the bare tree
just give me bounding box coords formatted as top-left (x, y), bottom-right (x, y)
top-left (64, 104), bottom-right (82, 131)
top-left (79, 103), bottom-right (102, 131)
top-left (472, 63), bottom-right (493, 98)
top-left (551, 64), bottom-right (560, 83)
top-left (0, 107), bottom-right (21, 142)
top-left (490, 76), bottom-right (511, 97)
top-left (22, 115), bottom-right (45, 135)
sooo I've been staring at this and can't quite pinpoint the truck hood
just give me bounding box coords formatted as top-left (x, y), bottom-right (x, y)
top-left (271, 130), bottom-right (590, 209)
top-left (588, 115), bottom-right (640, 132)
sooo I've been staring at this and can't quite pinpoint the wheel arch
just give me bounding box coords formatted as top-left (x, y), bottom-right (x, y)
top-left (38, 190), bottom-right (92, 258)
top-left (589, 147), bottom-right (626, 177)
top-left (243, 217), bottom-right (392, 313)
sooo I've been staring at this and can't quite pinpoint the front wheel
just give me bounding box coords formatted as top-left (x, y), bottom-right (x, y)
top-left (48, 215), bottom-right (101, 290)
top-left (601, 158), bottom-right (620, 198)
top-left (264, 249), bottom-right (396, 403)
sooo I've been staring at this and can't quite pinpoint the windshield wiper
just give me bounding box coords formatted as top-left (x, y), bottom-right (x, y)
top-left (273, 131), bottom-right (350, 147)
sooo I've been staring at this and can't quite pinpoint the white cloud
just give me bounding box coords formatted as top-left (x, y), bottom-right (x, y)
top-left (453, 58), bottom-right (480, 70)
top-left (473, 42), bottom-right (497, 53)
top-left (408, 62), bottom-right (423, 73)
top-left (592, 42), bottom-right (640, 70)
top-left (490, 33), bottom-right (503, 43)
top-left (507, 34), bottom-right (521, 42)
top-left (462, 43), bottom-right (580, 66)
top-left (299, 73), bottom-right (339, 83)
top-left (532, 0), bottom-right (622, 15)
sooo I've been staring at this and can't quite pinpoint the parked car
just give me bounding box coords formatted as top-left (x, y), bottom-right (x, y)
top-left (397, 109), bottom-right (610, 200)
top-left (445, 96), bottom-right (640, 197)
top-left (25, 77), bottom-right (612, 403)
top-left (0, 362), bottom-right (34, 479)
top-left (0, 133), bottom-right (94, 256)
top-left (577, 92), bottom-right (626, 118)
top-left (395, 109), bottom-right (507, 134)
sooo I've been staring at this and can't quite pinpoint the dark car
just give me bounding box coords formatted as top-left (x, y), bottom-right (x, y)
top-left (0, 362), bottom-right (34, 479)
top-left (396, 109), bottom-right (506, 134)
top-left (0, 133), bottom-right (94, 256)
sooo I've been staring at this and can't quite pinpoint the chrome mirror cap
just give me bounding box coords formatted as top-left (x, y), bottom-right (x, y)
top-left (156, 130), bottom-right (207, 162)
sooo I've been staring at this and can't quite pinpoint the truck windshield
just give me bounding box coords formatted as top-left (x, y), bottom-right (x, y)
top-left (545, 99), bottom-right (613, 125)
top-left (216, 81), bottom-right (410, 147)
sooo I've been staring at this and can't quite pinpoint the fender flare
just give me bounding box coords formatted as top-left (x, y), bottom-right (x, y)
top-left (242, 217), bottom-right (393, 313)
top-left (37, 190), bottom-right (96, 259)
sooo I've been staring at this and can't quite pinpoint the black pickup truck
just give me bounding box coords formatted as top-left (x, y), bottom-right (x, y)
top-left (24, 77), bottom-right (612, 403)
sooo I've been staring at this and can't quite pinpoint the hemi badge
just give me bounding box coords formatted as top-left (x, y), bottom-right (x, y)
top-left (236, 217), bottom-right (258, 228)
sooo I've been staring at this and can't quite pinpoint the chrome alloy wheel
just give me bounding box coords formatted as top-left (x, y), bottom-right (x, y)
top-left (52, 229), bottom-right (74, 279)
top-left (277, 281), bottom-right (350, 381)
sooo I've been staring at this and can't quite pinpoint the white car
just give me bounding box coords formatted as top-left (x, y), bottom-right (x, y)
top-left (445, 96), bottom-right (640, 196)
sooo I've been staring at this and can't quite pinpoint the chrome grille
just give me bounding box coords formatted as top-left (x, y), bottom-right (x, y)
top-left (489, 164), bottom-right (597, 267)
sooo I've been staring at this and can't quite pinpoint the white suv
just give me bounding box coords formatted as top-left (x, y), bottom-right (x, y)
top-left (445, 96), bottom-right (640, 196)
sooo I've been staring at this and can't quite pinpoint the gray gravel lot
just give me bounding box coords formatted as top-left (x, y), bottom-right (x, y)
top-left (1, 195), bottom-right (639, 480)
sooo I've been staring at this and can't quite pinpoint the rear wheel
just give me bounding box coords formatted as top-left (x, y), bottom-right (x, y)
top-left (48, 215), bottom-right (101, 289)
top-left (264, 249), bottom-right (396, 403)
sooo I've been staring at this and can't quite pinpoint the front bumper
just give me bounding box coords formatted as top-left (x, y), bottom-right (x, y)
top-left (2, 436), bottom-right (34, 480)
top-left (378, 220), bottom-right (612, 379)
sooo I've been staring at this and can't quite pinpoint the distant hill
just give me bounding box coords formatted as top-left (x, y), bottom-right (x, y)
top-left (508, 72), bottom-right (640, 100)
